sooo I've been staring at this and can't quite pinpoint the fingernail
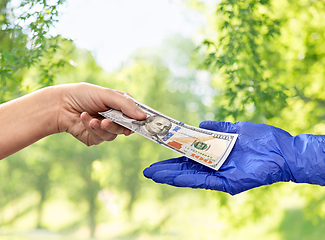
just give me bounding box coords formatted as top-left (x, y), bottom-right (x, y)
top-left (103, 120), bottom-right (112, 130)
top-left (91, 121), bottom-right (100, 130)
top-left (82, 112), bottom-right (91, 121)
top-left (124, 129), bottom-right (131, 136)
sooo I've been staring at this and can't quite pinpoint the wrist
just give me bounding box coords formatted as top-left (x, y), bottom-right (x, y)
top-left (54, 83), bottom-right (81, 134)
top-left (290, 134), bottom-right (325, 185)
top-left (31, 85), bottom-right (62, 136)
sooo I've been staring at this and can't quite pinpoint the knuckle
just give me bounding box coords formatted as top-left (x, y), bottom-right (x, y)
top-left (105, 88), bottom-right (114, 95)
top-left (123, 95), bottom-right (135, 104)
top-left (85, 137), bottom-right (93, 147)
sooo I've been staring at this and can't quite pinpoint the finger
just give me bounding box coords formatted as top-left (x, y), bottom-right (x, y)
top-left (88, 120), bottom-right (119, 142)
top-left (81, 112), bottom-right (117, 145)
top-left (101, 119), bottom-right (133, 136)
top-left (100, 119), bottom-right (125, 135)
top-left (113, 90), bottom-right (133, 98)
top-left (148, 156), bottom-right (190, 167)
top-left (147, 156), bottom-right (214, 171)
top-left (173, 174), bottom-right (231, 194)
top-left (89, 118), bottom-right (101, 130)
top-left (100, 89), bottom-right (146, 120)
top-left (143, 161), bottom-right (209, 179)
top-left (123, 129), bottom-right (133, 136)
top-left (113, 90), bottom-right (126, 95)
top-left (80, 112), bottom-right (104, 145)
top-left (89, 119), bottom-right (119, 141)
top-left (143, 163), bottom-right (185, 179)
top-left (151, 170), bottom-right (198, 185)
top-left (175, 174), bottom-right (239, 195)
top-left (199, 121), bottom-right (238, 133)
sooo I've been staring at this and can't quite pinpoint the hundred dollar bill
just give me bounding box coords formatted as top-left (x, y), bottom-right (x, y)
top-left (99, 97), bottom-right (238, 170)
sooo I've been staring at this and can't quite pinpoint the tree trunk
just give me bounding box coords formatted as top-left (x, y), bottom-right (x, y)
top-left (88, 200), bottom-right (96, 238)
top-left (36, 191), bottom-right (46, 229)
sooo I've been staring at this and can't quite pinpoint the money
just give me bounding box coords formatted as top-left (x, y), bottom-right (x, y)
top-left (99, 96), bottom-right (238, 170)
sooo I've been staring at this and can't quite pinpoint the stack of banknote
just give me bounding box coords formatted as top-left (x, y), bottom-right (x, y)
top-left (99, 96), bottom-right (238, 171)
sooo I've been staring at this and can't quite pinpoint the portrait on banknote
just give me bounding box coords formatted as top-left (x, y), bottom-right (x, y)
top-left (105, 110), bottom-right (172, 142)
top-left (132, 115), bottom-right (172, 139)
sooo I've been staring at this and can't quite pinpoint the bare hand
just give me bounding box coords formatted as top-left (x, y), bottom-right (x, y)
top-left (57, 83), bottom-right (147, 146)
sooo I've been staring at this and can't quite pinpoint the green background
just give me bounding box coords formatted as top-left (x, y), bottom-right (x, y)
top-left (1, 0), bottom-right (325, 239)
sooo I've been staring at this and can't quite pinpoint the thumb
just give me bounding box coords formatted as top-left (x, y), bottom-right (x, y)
top-left (100, 89), bottom-right (147, 120)
top-left (199, 121), bottom-right (238, 133)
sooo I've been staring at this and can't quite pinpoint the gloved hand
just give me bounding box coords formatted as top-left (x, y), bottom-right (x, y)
top-left (143, 121), bottom-right (325, 195)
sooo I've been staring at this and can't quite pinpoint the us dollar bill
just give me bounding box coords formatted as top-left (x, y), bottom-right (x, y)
top-left (99, 97), bottom-right (238, 170)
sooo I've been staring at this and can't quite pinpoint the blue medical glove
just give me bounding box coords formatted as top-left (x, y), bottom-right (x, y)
top-left (143, 121), bottom-right (325, 195)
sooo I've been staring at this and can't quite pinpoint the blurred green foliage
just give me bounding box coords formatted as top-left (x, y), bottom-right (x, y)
top-left (0, 0), bottom-right (66, 101)
top-left (1, 0), bottom-right (325, 239)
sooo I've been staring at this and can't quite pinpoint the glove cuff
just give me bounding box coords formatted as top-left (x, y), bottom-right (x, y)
top-left (285, 134), bottom-right (325, 186)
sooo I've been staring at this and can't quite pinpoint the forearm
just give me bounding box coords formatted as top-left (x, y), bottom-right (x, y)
top-left (0, 82), bottom-right (147, 159)
top-left (0, 86), bottom-right (60, 159)
top-left (289, 134), bottom-right (325, 185)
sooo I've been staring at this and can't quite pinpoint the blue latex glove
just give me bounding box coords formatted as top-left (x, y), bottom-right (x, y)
top-left (143, 121), bottom-right (325, 195)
